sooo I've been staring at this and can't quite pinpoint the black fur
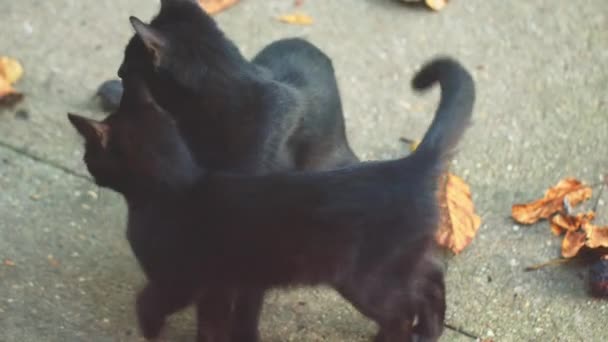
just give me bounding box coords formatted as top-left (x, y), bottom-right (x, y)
top-left (69, 57), bottom-right (475, 342)
top-left (114, 0), bottom-right (357, 173)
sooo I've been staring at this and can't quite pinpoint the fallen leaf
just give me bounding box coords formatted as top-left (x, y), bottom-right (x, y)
top-left (0, 56), bottom-right (24, 106)
top-left (0, 57), bottom-right (24, 84)
top-left (435, 173), bottom-right (482, 254)
top-left (425, 0), bottom-right (448, 11)
top-left (550, 211), bottom-right (595, 235)
top-left (278, 13), bottom-right (313, 25)
top-left (198, 0), bottom-right (239, 15)
top-left (3, 259), bottom-right (15, 266)
top-left (512, 178), bottom-right (592, 224)
top-left (562, 230), bottom-right (587, 258)
top-left (583, 222), bottom-right (608, 249)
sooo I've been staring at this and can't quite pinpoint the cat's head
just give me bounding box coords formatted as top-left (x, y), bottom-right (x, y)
top-left (68, 77), bottom-right (201, 196)
top-left (118, 0), bottom-right (248, 97)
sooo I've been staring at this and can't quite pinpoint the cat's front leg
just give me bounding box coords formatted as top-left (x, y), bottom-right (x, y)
top-left (195, 288), bottom-right (236, 342)
top-left (230, 288), bottom-right (265, 342)
top-left (136, 281), bottom-right (195, 340)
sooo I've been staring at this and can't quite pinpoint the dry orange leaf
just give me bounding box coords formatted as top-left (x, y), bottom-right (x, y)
top-left (0, 56), bottom-right (24, 106)
top-left (550, 211), bottom-right (595, 236)
top-left (425, 0), bottom-right (448, 11)
top-left (583, 222), bottom-right (608, 249)
top-left (198, 0), bottom-right (239, 15)
top-left (512, 178), bottom-right (592, 225)
top-left (562, 230), bottom-right (587, 258)
top-left (435, 173), bottom-right (482, 254)
top-left (278, 13), bottom-right (313, 25)
top-left (0, 57), bottom-right (24, 84)
top-left (3, 259), bottom-right (16, 266)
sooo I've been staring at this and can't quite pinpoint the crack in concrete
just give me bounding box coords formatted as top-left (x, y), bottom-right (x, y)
top-left (0, 140), bottom-right (92, 182)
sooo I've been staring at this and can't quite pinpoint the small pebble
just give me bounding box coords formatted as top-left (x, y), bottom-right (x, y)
top-left (87, 190), bottom-right (98, 200)
top-left (23, 21), bottom-right (33, 35)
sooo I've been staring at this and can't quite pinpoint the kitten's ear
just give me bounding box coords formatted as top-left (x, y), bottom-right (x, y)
top-left (67, 113), bottom-right (110, 148)
top-left (129, 16), bottom-right (167, 67)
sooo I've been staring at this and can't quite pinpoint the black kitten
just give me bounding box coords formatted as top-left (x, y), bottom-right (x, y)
top-left (107, 0), bottom-right (358, 173)
top-left (69, 57), bottom-right (475, 342)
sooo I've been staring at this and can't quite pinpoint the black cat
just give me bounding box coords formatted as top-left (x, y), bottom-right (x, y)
top-left (111, 0), bottom-right (361, 338)
top-left (69, 57), bottom-right (475, 342)
top-left (103, 0), bottom-right (358, 173)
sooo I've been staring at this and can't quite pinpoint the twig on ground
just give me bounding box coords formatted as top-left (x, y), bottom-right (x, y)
top-left (444, 322), bottom-right (479, 340)
top-left (524, 258), bottom-right (571, 272)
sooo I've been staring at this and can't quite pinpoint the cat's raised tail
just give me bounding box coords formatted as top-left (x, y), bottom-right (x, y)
top-left (410, 57), bottom-right (475, 166)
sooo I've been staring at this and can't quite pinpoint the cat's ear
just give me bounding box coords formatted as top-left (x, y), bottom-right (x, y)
top-left (129, 16), bottom-right (167, 67)
top-left (67, 113), bottom-right (110, 148)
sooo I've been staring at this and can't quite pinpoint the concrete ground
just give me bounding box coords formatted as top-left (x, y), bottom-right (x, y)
top-left (1, 0), bottom-right (607, 341)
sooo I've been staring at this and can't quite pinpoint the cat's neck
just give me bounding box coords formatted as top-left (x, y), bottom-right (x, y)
top-left (122, 163), bottom-right (206, 207)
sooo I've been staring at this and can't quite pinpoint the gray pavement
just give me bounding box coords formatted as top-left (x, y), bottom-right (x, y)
top-left (1, 0), bottom-right (607, 341)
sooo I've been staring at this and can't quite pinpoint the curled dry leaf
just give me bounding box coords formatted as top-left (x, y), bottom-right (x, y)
top-left (582, 222), bottom-right (608, 249)
top-left (198, 0), bottom-right (239, 15)
top-left (436, 173), bottom-right (482, 254)
top-left (512, 178), bottom-right (592, 225)
top-left (562, 230), bottom-right (587, 258)
top-left (550, 211), bottom-right (595, 236)
top-left (277, 13), bottom-right (313, 25)
top-left (0, 56), bottom-right (24, 106)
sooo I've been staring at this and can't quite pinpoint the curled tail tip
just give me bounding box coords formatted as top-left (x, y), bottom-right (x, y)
top-left (411, 56), bottom-right (472, 91)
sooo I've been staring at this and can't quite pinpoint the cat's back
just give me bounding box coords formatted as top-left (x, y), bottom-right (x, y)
top-left (252, 38), bottom-right (336, 89)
